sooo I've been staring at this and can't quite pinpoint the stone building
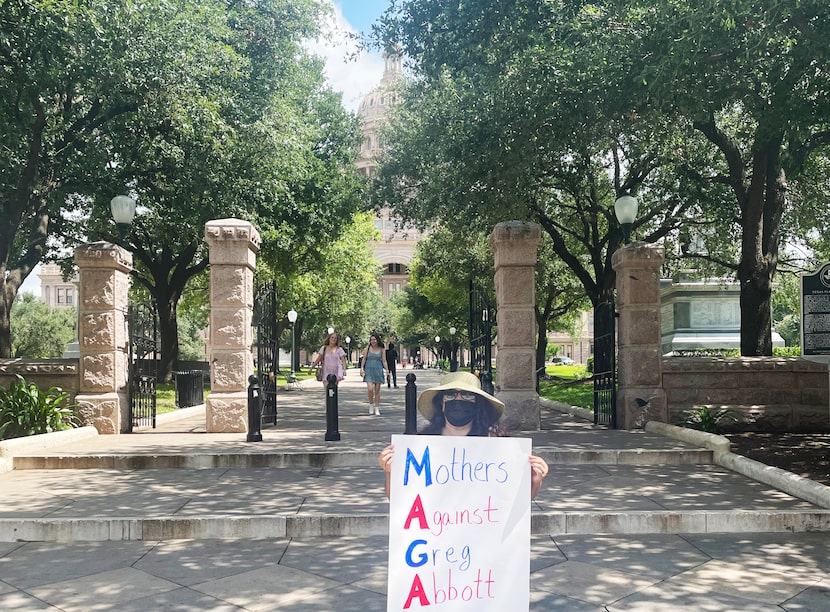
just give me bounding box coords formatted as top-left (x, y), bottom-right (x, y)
top-left (355, 51), bottom-right (423, 301)
top-left (38, 263), bottom-right (78, 309)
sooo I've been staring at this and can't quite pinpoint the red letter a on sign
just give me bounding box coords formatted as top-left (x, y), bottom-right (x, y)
top-left (403, 494), bottom-right (429, 530)
top-left (403, 573), bottom-right (430, 609)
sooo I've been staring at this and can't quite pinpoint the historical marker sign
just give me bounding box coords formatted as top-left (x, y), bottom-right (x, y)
top-left (801, 262), bottom-right (830, 357)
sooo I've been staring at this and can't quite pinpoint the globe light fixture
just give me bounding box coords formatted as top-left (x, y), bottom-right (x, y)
top-left (614, 194), bottom-right (639, 244)
top-left (287, 309), bottom-right (298, 382)
top-left (110, 195), bottom-right (136, 239)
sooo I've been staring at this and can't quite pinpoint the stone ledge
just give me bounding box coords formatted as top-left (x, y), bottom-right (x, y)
top-left (0, 426), bottom-right (98, 459)
top-left (645, 421), bottom-right (731, 453)
top-left (4, 509), bottom-right (830, 542)
top-left (647, 420), bottom-right (830, 510)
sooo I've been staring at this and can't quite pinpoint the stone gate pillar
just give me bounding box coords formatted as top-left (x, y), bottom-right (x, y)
top-left (612, 242), bottom-right (668, 428)
top-left (74, 242), bottom-right (133, 433)
top-left (205, 219), bottom-right (260, 433)
top-left (490, 221), bottom-right (541, 430)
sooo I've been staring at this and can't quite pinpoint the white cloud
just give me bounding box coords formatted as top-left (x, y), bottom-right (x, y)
top-left (308, 1), bottom-right (385, 112)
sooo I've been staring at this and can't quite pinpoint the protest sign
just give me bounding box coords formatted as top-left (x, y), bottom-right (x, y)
top-left (387, 434), bottom-right (531, 611)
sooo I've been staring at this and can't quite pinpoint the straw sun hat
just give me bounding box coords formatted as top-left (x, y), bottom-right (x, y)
top-left (417, 371), bottom-right (505, 420)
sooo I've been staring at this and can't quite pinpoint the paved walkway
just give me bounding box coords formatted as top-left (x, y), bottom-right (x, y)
top-left (1, 368), bottom-right (830, 610)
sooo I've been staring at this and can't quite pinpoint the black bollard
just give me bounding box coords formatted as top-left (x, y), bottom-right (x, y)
top-left (324, 373), bottom-right (341, 441)
top-left (404, 373), bottom-right (417, 434)
top-left (246, 374), bottom-right (263, 442)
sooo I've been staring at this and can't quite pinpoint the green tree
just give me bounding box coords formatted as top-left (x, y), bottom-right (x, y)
top-left (258, 211), bottom-right (383, 367)
top-left (618, 0), bottom-right (830, 354)
top-left (84, 1), bottom-right (364, 381)
top-left (372, 1), bottom-right (707, 360)
top-left (10, 294), bottom-right (76, 358)
top-left (1, 1), bottom-right (364, 380)
top-left (0, 0), bottom-right (211, 358)
top-left (375, 0), bottom-right (830, 357)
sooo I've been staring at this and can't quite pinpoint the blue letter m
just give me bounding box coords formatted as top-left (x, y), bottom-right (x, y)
top-left (403, 447), bottom-right (432, 487)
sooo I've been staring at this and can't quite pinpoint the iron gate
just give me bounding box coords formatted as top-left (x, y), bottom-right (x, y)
top-left (593, 299), bottom-right (617, 427)
top-left (128, 301), bottom-right (158, 431)
top-left (469, 281), bottom-right (495, 395)
top-left (253, 281), bottom-right (278, 426)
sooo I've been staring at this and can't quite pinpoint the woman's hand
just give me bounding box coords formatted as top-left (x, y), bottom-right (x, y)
top-left (378, 444), bottom-right (394, 474)
top-left (529, 454), bottom-right (548, 499)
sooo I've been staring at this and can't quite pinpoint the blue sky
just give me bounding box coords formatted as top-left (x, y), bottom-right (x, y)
top-left (336, 0), bottom-right (390, 36)
top-left (310, 1), bottom-right (391, 112)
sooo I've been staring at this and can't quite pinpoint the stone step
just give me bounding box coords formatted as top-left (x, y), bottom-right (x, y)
top-left (3, 509), bottom-right (830, 542)
top-left (10, 447), bottom-right (715, 470)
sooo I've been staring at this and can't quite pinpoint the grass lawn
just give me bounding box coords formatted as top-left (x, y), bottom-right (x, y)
top-left (155, 369), bottom-right (319, 415)
top-left (540, 364), bottom-right (593, 410)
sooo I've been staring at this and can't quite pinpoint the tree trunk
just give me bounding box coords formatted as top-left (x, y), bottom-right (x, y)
top-left (0, 286), bottom-right (12, 358)
top-left (738, 268), bottom-right (773, 355)
top-left (156, 296), bottom-right (179, 383)
top-left (737, 140), bottom-right (784, 356)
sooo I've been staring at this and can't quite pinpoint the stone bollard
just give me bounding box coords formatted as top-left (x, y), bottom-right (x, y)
top-left (73, 242), bottom-right (132, 434)
top-left (204, 219), bottom-right (260, 433)
top-left (612, 242), bottom-right (668, 428)
top-left (489, 221), bottom-right (542, 430)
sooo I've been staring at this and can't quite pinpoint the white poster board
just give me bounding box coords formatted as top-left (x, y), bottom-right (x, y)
top-left (387, 434), bottom-right (531, 611)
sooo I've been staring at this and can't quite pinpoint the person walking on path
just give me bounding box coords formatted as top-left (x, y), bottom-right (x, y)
top-left (310, 332), bottom-right (347, 395)
top-left (360, 334), bottom-right (388, 415)
top-left (385, 342), bottom-right (399, 388)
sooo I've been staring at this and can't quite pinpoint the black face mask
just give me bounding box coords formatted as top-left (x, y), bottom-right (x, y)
top-left (443, 401), bottom-right (478, 427)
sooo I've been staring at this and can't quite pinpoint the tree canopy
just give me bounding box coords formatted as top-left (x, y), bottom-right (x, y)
top-left (1, 0), bottom-right (366, 377)
top-left (373, 0), bottom-right (830, 355)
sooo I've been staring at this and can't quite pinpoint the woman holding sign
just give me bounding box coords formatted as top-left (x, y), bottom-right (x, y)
top-left (378, 371), bottom-right (548, 499)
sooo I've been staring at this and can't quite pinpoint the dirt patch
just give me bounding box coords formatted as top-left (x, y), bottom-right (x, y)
top-left (725, 432), bottom-right (830, 486)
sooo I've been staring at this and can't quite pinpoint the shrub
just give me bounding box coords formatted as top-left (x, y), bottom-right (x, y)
top-left (773, 346), bottom-right (801, 357)
top-left (682, 406), bottom-right (737, 433)
top-left (0, 375), bottom-right (79, 440)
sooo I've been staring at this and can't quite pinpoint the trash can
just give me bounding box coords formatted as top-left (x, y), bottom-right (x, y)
top-left (174, 370), bottom-right (205, 408)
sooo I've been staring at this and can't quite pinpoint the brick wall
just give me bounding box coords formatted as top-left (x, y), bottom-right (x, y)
top-left (662, 356), bottom-right (829, 432)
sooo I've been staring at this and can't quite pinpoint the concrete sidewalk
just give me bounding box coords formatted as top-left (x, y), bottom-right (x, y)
top-left (1, 368), bottom-right (830, 610)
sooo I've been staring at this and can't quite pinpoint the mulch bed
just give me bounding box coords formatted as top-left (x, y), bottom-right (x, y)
top-left (725, 432), bottom-right (830, 486)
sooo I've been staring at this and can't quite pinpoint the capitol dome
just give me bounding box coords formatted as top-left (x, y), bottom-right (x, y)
top-left (355, 51), bottom-right (403, 177)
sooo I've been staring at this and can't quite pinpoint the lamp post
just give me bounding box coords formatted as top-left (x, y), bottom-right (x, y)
top-left (287, 309), bottom-right (298, 382)
top-left (435, 335), bottom-right (440, 368)
top-left (345, 335), bottom-right (351, 365)
top-left (449, 326), bottom-right (457, 372)
top-left (110, 195), bottom-right (136, 240)
top-left (614, 194), bottom-right (639, 245)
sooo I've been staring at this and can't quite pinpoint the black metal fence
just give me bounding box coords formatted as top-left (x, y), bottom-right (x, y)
top-left (253, 281), bottom-right (278, 426)
top-left (593, 300), bottom-right (617, 427)
top-left (469, 281), bottom-right (495, 395)
top-left (127, 301), bottom-right (158, 431)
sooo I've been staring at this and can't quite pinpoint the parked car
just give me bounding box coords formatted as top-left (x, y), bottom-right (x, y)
top-left (551, 356), bottom-right (575, 365)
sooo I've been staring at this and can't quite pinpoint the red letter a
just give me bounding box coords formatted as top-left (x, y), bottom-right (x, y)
top-left (403, 494), bottom-right (429, 530)
top-left (403, 573), bottom-right (430, 609)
